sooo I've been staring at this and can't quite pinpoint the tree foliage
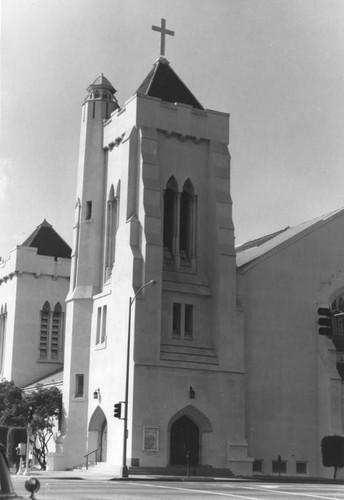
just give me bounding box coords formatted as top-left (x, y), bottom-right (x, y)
top-left (0, 381), bottom-right (27, 427)
top-left (321, 435), bottom-right (344, 480)
top-left (26, 386), bottom-right (62, 470)
top-left (0, 381), bottom-right (62, 470)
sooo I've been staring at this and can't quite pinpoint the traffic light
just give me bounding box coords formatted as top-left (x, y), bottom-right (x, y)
top-left (27, 406), bottom-right (34, 423)
top-left (318, 307), bottom-right (333, 338)
top-left (114, 403), bottom-right (122, 419)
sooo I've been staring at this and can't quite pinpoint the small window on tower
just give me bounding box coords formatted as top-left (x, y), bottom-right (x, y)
top-left (75, 374), bottom-right (84, 398)
top-left (85, 201), bottom-right (92, 220)
top-left (172, 303), bottom-right (181, 336)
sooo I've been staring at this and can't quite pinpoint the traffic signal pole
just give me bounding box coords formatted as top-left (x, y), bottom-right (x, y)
top-left (120, 280), bottom-right (156, 479)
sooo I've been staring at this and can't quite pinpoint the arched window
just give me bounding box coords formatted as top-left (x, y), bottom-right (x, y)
top-left (180, 180), bottom-right (195, 262)
top-left (163, 177), bottom-right (197, 269)
top-left (51, 303), bottom-right (63, 360)
top-left (39, 301), bottom-right (64, 361)
top-left (163, 177), bottom-right (178, 256)
top-left (104, 182), bottom-right (120, 281)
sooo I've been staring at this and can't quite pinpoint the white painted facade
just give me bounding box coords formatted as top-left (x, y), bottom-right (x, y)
top-left (237, 210), bottom-right (344, 479)
top-left (58, 61), bottom-right (252, 475)
top-left (0, 243), bottom-right (70, 388)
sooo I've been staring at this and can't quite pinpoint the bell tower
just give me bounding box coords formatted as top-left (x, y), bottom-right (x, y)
top-left (60, 75), bottom-right (119, 469)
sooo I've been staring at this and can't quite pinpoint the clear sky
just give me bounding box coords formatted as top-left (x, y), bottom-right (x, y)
top-left (1, 0), bottom-right (344, 258)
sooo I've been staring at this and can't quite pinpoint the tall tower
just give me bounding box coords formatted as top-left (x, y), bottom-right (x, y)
top-left (60, 76), bottom-right (119, 468)
top-left (57, 55), bottom-right (251, 475)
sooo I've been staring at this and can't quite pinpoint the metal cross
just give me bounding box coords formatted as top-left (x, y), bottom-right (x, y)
top-left (152, 18), bottom-right (174, 57)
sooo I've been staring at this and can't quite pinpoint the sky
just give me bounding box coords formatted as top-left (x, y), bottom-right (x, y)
top-left (1, 0), bottom-right (344, 258)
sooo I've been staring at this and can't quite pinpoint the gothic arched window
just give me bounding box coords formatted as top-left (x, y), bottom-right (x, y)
top-left (180, 180), bottom-right (195, 262)
top-left (163, 177), bottom-right (197, 269)
top-left (163, 177), bottom-right (178, 256)
top-left (39, 301), bottom-right (64, 361)
top-left (104, 182), bottom-right (120, 281)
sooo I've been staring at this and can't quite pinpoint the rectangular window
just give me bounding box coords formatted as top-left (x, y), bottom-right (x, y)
top-left (85, 201), bottom-right (92, 220)
top-left (39, 310), bottom-right (49, 358)
top-left (96, 307), bottom-right (101, 344)
top-left (172, 303), bottom-right (181, 336)
top-left (252, 459), bottom-right (263, 473)
top-left (296, 461), bottom-right (307, 474)
top-left (272, 460), bottom-right (287, 474)
top-left (101, 305), bottom-right (107, 343)
top-left (184, 304), bottom-right (193, 338)
top-left (75, 374), bottom-right (84, 397)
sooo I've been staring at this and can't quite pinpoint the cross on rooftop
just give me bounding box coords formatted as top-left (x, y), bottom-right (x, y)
top-left (152, 18), bottom-right (174, 57)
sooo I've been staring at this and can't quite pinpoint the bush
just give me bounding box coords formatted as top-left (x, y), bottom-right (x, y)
top-left (321, 435), bottom-right (344, 480)
top-left (0, 426), bottom-right (8, 447)
top-left (7, 427), bottom-right (26, 466)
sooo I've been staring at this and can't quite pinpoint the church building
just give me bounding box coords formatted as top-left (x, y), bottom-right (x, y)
top-left (57, 49), bottom-right (252, 476)
top-left (2, 20), bottom-right (344, 480)
top-left (0, 220), bottom-right (71, 388)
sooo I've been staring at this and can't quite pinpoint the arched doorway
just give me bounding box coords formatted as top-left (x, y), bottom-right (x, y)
top-left (88, 406), bottom-right (107, 462)
top-left (170, 415), bottom-right (199, 466)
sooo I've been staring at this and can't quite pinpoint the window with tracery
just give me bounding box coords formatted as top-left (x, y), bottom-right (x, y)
top-left (39, 301), bottom-right (64, 361)
top-left (163, 177), bottom-right (197, 269)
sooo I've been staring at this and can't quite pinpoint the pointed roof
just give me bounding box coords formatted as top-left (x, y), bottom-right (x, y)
top-left (236, 207), bottom-right (344, 271)
top-left (136, 57), bottom-right (204, 110)
top-left (21, 220), bottom-right (71, 259)
top-left (86, 73), bottom-right (116, 94)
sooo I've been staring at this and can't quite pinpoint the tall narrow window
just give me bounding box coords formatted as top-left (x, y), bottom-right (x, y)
top-left (163, 177), bottom-right (196, 269)
top-left (184, 304), bottom-right (193, 338)
top-left (40, 301), bottom-right (50, 359)
top-left (104, 183), bottom-right (120, 280)
top-left (51, 303), bottom-right (63, 359)
top-left (180, 180), bottom-right (195, 265)
top-left (39, 301), bottom-right (64, 361)
top-left (172, 303), bottom-right (181, 336)
top-left (75, 374), bottom-right (84, 397)
top-left (0, 304), bottom-right (7, 373)
top-left (96, 307), bottom-right (102, 344)
top-left (85, 201), bottom-right (92, 220)
top-left (101, 305), bottom-right (107, 343)
top-left (163, 177), bottom-right (178, 257)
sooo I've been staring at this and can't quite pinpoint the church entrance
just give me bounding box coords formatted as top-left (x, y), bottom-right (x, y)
top-left (170, 415), bottom-right (199, 466)
top-left (88, 406), bottom-right (107, 463)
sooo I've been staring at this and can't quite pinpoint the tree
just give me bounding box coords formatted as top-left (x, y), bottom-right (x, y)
top-left (321, 435), bottom-right (344, 480)
top-left (25, 386), bottom-right (62, 470)
top-left (0, 381), bottom-right (27, 427)
top-left (0, 381), bottom-right (62, 470)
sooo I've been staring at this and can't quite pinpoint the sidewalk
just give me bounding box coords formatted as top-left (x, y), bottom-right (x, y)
top-left (11, 468), bottom-right (246, 482)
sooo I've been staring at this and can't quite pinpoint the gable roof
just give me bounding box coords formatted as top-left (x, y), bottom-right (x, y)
top-left (23, 368), bottom-right (63, 392)
top-left (21, 219), bottom-right (71, 259)
top-left (236, 207), bottom-right (344, 271)
top-left (136, 57), bottom-right (204, 110)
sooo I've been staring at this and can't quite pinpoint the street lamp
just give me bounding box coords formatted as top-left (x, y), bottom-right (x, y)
top-left (121, 279), bottom-right (156, 478)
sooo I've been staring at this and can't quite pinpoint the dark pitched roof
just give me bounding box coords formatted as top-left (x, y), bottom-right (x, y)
top-left (136, 57), bottom-right (204, 110)
top-left (21, 219), bottom-right (71, 259)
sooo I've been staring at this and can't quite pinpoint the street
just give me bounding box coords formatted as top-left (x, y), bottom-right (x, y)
top-left (11, 477), bottom-right (344, 500)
